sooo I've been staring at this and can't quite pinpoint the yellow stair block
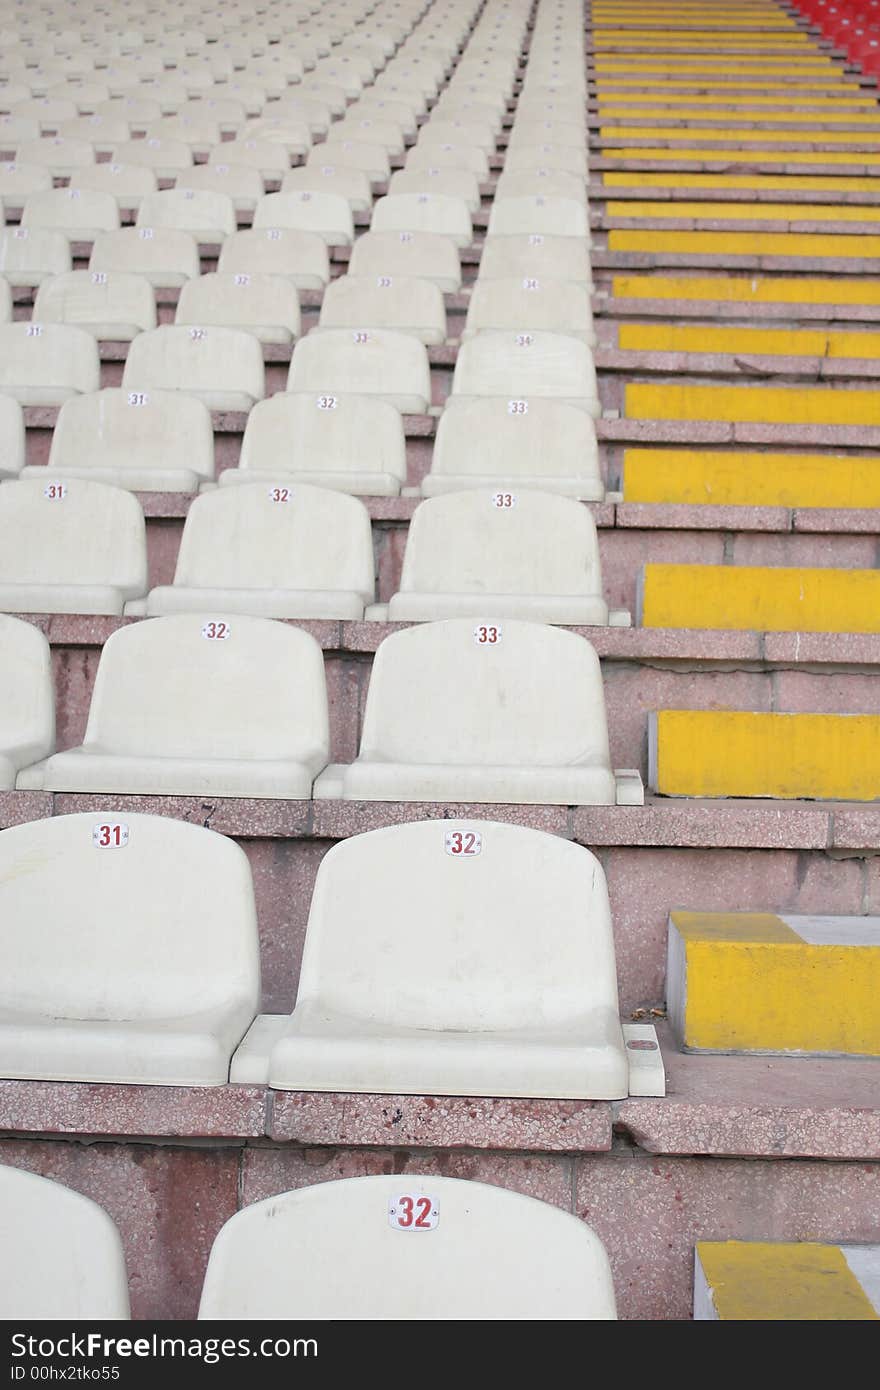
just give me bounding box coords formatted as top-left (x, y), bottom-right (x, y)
top-left (625, 381), bottom-right (880, 426)
top-left (622, 448), bottom-right (880, 508)
top-left (667, 910), bottom-right (880, 1055)
top-left (612, 274), bottom-right (880, 305)
top-left (695, 1243), bottom-right (880, 1320)
top-left (601, 126), bottom-right (880, 144)
top-left (640, 563), bottom-right (880, 633)
top-left (610, 228), bottom-right (880, 255)
top-left (608, 201), bottom-right (880, 221)
top-left (598, 105), bottom-right (880, 119)
top-left (604, 172), bottom-right (880, 190)
top-left (650, 709), bottom-right (880, 800)
top-left (608, 148), bottom-right (880, 164)
top-left (594, 60), bottom-right (837, 72)
top-left (592, 25), bottom-right (811, 38)
top-left (595, 80), bottom-right (865, 92)
top-left (618, 323), bottom-right (880, 358)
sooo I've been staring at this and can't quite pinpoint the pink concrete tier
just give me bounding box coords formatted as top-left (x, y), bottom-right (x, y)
top-left (601, 217), bottom-right (880, 238)
top-left (598, 418), bottom-right (880, 447)
top-left (596, 347), bottom-right (880, 381)
top-left (618, 1025), bottom-right (880, 1160)
top-left (0, 1080), bottom-right (266, 1139)
top-left (27, 611), bottom-right (880, 666)
top-left (600, 296), bottom-right (880, 323)
top-left (2, 793), bottom-right (878, 854)
top-left (589, 183), bottom-right (880, 206)
top-left (592, 250), bottom-right (880, 276)
top-left (1, 1044), bottom-right (879, 1160)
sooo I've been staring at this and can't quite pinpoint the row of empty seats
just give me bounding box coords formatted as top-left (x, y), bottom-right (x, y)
top-left (1, 1166), bottom-right (619, 1320)
top-left (0, 476), bottom-right (625, 623)
top-left (0, 810), bottom-right (657, 1098)
top-left (11, 1161), bottom-right (876, 1321)
top-left (3, 611), bottom-right (639, 803)
top-left (0, 318), bottom-right (602, 414)
top-left (0, 385), bottom-right (605, 497)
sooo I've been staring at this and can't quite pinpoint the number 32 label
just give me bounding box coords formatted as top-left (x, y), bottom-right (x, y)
top-left (388, 1195), bottom-right (439, 1231)
top-left (445, 830), bottom-right (481, 856)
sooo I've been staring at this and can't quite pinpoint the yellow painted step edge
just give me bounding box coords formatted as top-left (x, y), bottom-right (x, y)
top-left (640, 563), bottom-right (880, 634)
top-left (649, 709), bottom-right (880, 800)
top-left (695, 1243), bottom-right (880, 1320)
top-left (622, 449), bottom-right (880, 508)
top-left (667, 911), bottom-right (880, 1054)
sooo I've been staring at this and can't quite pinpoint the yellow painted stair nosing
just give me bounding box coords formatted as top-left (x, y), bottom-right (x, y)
top-left (694, 1243), bottom-right (880, 1320)
top-left (638, 562), bottom-right (880, 634)
top-left (649, 708), bottom-right (880, 801)
top-left (667, 910), bottom-right (880, 1055)
top-left (621, 447), bottom-right (880, 508)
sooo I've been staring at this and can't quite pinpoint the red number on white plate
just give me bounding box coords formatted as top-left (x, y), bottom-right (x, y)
top-left (269, 486), bottom-right (292, 503)
top-left (445, 829), bottom-right (482, 856)
top-left (492, 492), bottom-right (515, 508)
top-left (473, 624), bottom-right (501, 645)
top-left (43, 481), bottom-right (66, 500)
top-left (507, 399), bottom-right (528, 414)
top-left (201, 621), bottom-right (230, 640)
top-left (316, 394), bottom-right (337, 410)
top-left (388, 1195), bottom-right (438, 1231)
top-left (93, 822), bottom-right (129, 848)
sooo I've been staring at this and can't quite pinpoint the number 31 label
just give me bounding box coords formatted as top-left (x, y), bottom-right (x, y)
top-left (93, 822), bottom-right (129, 848)
top-left (388, 1195), bottom-right (439, 1231)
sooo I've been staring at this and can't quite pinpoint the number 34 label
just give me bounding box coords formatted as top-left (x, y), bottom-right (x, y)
top-left (388, 1194), bottom-right (439, 1231)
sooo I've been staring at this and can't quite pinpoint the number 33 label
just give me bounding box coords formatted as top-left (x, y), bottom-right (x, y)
top-left (388, 1195), bottom-right (439, 1231)
top-left (473, 625), bottom-right (501, 645)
